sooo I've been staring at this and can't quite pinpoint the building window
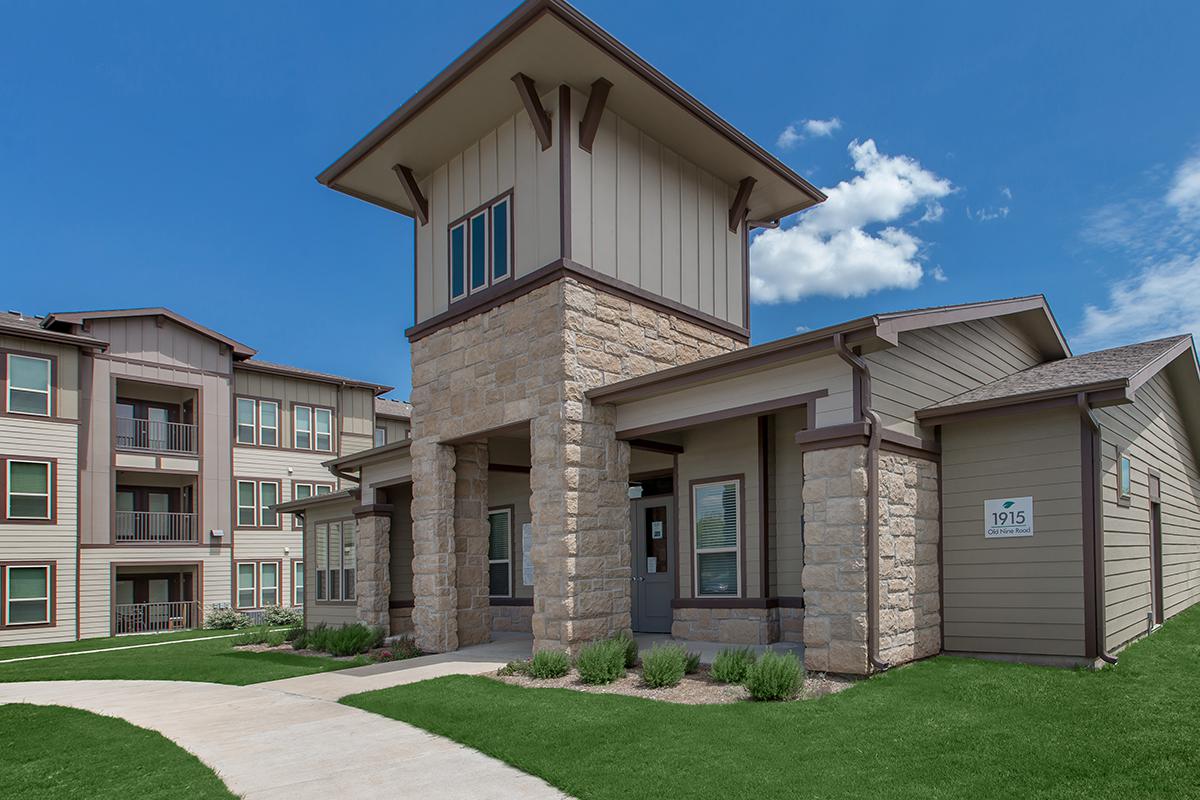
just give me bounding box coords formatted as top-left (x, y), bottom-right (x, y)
top-left (236, 397), bottom-right (257, 445)
top-left (314, 408), bottom-right (333, 452)
top-left (291, 482), bottom-right (333, 530)
top-left (294, 406), bottom-right (312, 450)
top-left (693, 478), bottom-right (741, 597)
top-left (374, 426), bottom-right (387, 448)
top-left (6, 354), bottom-right (51, 416)
top-left (448, 193), bottom-right (513, 304)
top-left (259, 562), bottom-right (279, 607)
top-left (236, 481), bottom-right (256, 527)
top-left (236, 562), bottom-right (256, 609)
top-left (1120, 453), bottom-right (1133, 500)
top-left (259, 481), bottom-right (279, 527)
top-left (259, 401), bottom-right (279, 447)
top-left (6, 460), bottom-right (52, 521)
top-left (488, 508), bottom-right (512, 598)
top-left (314, 520), bottom-right (355, 602)
top-left (292, 561), bottom-right (304, 606)
top-left (4, 564), bottom-right (51, 625)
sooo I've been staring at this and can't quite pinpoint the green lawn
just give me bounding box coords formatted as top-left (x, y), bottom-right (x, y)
top-left (344, 607), bottom-right (1200, 799)
top-left (0, 704), bottom-right (235, 799)
top-left (0, 628), bottom-right (228, 661)
top-left (0, 631), bottom-right (365, 685)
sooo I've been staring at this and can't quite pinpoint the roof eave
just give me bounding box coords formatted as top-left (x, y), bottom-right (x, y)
top-left (915, 379), bottom-right (1132, 423)
top-left (235, 360), bottom-right (393, 395)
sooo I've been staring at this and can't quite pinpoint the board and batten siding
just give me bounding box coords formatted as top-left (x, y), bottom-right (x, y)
top-left (89, 317), bottom-right (232, 374)
top-left (0, 417), bottom-right (79, 644)
top-left (612, 354), bottom-right (852, 436)
top-left (867, 316), bottom-right (1045, 439)
top-left (233, 369), bottom-right (374, 458)
top-left (769, 407), bottom-right (806, 597)
top-left (567, 88), bottom-right (745, 329)
top-left (940, 408), bottom-right (1086, 657)
top-left (0, 334), bottom-right (81, 420)
top-left (415, 90), bottom-right (561, 324)
top-left (1096, 370), bottom-right (1200, 651)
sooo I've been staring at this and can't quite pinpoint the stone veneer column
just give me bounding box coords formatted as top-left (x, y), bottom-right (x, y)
top-left (410, 438), bottom-right (458, 653)
top-left (353, 505), bottom-right (392, 630)
top-left (877, 453), bottom-right (941, 664)
top-left (454, 441), bottom-right (491, 647)
top-left (801, 446), bottom-right (870, 674)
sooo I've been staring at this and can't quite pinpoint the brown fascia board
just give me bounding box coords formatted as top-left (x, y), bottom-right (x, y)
top-left (45, 307), bottom-right (257, 357)
top-left (0, 320), bottom-right (107, 350)
top-left (315, 0), bottom-right (824, 214)
top-left (914, 379), bottom-right (1133, 423)
top-left (876, 294), bottom-right (1071, 358)
top-left (1126, 336), bottom-right (1195, 394)
top-left (587, 319), bottom-right (882, 404)
top-left (272, 488), bottom-right (360, 514)
top-left (234, 360), bottom-right (393, 395)
top-left (323, 439), bottom-right (412, 471)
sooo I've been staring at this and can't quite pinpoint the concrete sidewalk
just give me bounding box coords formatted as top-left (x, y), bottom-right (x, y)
top-left (0, 675), bottom-right (567, 800)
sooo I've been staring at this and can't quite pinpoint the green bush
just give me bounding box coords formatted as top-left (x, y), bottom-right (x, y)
top-left (262, 606), bottom-right (303, 626)
top-left (498, 659), bottom-right (532, 677)
top-left (641, 643), bottom-right (688, 688)
top-left (684, 651), bottom-right (702, 674)
top-left (266, 630), bottom-right (287, 648)
top-left (612, 630), bottom-right (639, 668)
top-left (204, 607), bottom-right (251, 630)
top-left (529, 649), bottom-right (570, 679)
top-left (744, 650), bottom-right (804, 701)
top-left (283, 626), bottom-right (303, 643)
top-left (389, 636), bottom-right (422, 660)
top-left (291, 623), bottom-right (384, 656)
top-left (576, 639), bottom-right (626, 685)
top-left (234, 625), bottom-right (272, 646)
top-left (711, 647), bottom-right (757, 684)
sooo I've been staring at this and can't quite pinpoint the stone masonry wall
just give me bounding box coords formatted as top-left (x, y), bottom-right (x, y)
top-left (454, 442), bottom-right (490, 647)
top-left (492, 604), bottom-right (534, 633)
top-left (877, 452), bottom-right (941, 664)
top-left (672, 607), bottom-right (780, 644)
top-left (354, 509), bottom-right (391, 630)
top-left (409, 277), bottom-right (743, 653)
top-left (802, 446), bottom-right (869, 674)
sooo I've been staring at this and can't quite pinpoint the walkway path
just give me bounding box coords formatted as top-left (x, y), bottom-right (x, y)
top-left (0, 637), bottom-right (566, 800)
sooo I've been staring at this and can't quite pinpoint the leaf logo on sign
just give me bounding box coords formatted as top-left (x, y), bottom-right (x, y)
top-left (1003, 501), bottom-right (1015, 508)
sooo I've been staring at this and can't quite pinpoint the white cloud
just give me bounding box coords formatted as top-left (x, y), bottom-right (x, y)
top-left (931, 266), bottom-right (949, 282)
top-left (776, 117), bottom-right (843, 149)
top-left (1077, 149), bottom-right (1200, 349)
top-left (1000, 185), bottom-right (1013, 200)
top-left (967, 205), bottom-right (1010, 222)
top-left (750, 139), bottom-right (953, 303)
top-left (1166, 153), bottom-right (1200, 216)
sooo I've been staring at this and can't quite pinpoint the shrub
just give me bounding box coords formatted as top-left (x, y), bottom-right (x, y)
top-left (641, 643), bottom-right (688, 688)
top-left (389, 636), bottom-right (422, 660)
top-left (283, 626), bottom-right (303, 643)
top-left (262, 606), bottom-right (303, 626)
top-left (612, 630), bottom-right (639, 668)
top-left (684, 651), bottom-right (702, 674)
top-left (710, 647), bottom-right (757, 684)
top-left (373, 649), bottom-right (396, 663)
top-left (744, 650), bottom-right (804, 701)
top-left (266, 630), bottom-right (287, 648)
top-left (234, 625), bottom-right (272, 646)
top-left (291, 623), bottom-right (384, 657)
top-left (498, 659), bottom-right (532, 677)
top-left (205, 607), bottom-right (251, 630)
top-left (576, 639), bottom-right (626, 685)
top-left (529, 649), bottom-right (570, 679)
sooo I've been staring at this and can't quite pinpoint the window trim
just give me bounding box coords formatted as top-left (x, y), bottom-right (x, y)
top-left (313, 407), bottom-right (334, 453)
top-left (258, 400), bottom-right (279, 448)
top-left (291, 404), bottom-right (335, 452)
top-left (374, 426), bottom-right (387, 448)
top-left (1118, 451), bottom-right (1133, 507)
top-left (289, 481), bottom-right (333, 530)
top-left (293, 405), bottom-right (312, 450)
top-left (235, 397), bottom-right (257, 445)
top-left (1, 562), bottom-right (55, 628)
top-left (690, 475), bottom-right (744, 599)
top-left (4, 352), bottom-right (53, 418)
top-left (236, 480), bottom-right (257, 529)
top-left (447, 190), bottom-right (515, 306)
top-left (258, 480), bottom-right (281, 529)
top-left (314, 518), bottom-right (356, 604)
top-left (258, 561), bottom-right (280, 608)
top-left (235, 561), bottom-right (257, 609)
top-left (291, 558), bottom-right (304, 607)
top-left (1, 457), bottom-right (55, 524)
top-left (487, 506), bottom-right (514, 599)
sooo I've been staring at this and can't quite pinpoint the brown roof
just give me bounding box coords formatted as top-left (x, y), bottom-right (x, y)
top-left (236, 359), bottom-right (393, 394)
top-left (0, 311), bottom-right (108, 349)
top-left (375, 397), bottom-right (413, 419)
top-left (920, 336), bottom-right (1194, 415)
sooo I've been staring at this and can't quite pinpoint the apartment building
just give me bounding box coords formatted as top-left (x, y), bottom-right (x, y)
top-left (281, 0), bottom-right (1200, 674)
top-left (0, 307), bottom-right (393, 645)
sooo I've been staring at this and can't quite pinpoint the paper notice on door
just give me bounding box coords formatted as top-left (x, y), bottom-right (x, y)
top-left (522, 523), bottom-right (534, 586)
top-left (646, 557), bottom-right (657, 573)
top-left (651, 520), bottom-right (664, 539)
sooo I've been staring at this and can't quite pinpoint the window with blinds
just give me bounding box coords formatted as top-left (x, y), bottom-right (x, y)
top-left (693, 479), bottom-right (740, 597)
top-left (488, 508), bottom-right (512, 598)
top-left (314, 520), bottom-right (356, 602)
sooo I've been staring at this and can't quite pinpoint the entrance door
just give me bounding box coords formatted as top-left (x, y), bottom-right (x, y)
top-left (631, 497), bottom-right (674, 633)
top-left (1151, 502), bottom-right (1164, 625)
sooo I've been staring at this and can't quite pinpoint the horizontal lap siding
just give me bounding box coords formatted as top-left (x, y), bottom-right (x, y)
top-left (0, 334), bottom-right (80, 420)
top-left (1097, 371), bottom-right (1200, 651)
top-left (941, 409), bottom-right (1086, 656)
top-left (488, 471), bottom-right (533, 600)
top-left (0, 418), bottom-right (79, 644)
top-left (868, 317), bottom-right (1044, 439)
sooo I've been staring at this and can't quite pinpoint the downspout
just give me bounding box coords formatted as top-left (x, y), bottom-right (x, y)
top-left (833, 333), bottom-right (890, 672)
top-left (1077, 393), bottom-right (1119, 665)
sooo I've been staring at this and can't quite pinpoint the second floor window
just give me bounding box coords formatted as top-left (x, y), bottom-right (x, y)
top-left (6, 354), bottom-right (51, 416)
top-left (236, 480), bottom-right (280, 529)
top-left (5, 459), bottom-right (52, 521)
top-left (294, 406), bottom-right (333, 452)
top-left (374, 426), bottom-right (386, 447)
top-left (449, 193), bottom-right (512, 303)
top-left (236, 398), bottom-right (256, 444)
top-left (237, 398), bottom-right (279, 447)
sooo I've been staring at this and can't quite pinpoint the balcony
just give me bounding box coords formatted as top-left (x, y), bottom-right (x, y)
top-left (115, 510), bottom-right (198, 544)
top-left (115, 417), bottom-right (198, 455)
top-left (114, 601), bottom-right (201, 634)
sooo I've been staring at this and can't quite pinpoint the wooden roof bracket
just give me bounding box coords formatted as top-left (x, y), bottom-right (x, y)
top-left (729, 176), bottom-right (756, 232)
top-left (512, 72), bottom-right (553, 150)
top-left (391, 164), bottom-right (429, 225)
top-left (578, 77), bottom-right (612, 153)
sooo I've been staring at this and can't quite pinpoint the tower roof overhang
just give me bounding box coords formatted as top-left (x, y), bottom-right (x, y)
top-left (317, 0), bottom-right (824, 223)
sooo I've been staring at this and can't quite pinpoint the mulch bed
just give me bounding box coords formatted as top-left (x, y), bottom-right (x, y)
top-left (492, 665), bottom-right (855, 704)
top-left (232, 643), bottom-right (362, 661)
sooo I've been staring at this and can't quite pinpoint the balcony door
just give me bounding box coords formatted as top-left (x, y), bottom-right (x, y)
top-left (116, 398), bottom-right (180, 451)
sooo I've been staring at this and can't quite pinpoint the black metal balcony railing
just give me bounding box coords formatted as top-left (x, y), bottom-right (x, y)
top-left (116, 417), bottom-right (198, 454)
top-left (115, 511), bottom-right (198, 544)
top-left (114, 601), bottom-right (200, 634)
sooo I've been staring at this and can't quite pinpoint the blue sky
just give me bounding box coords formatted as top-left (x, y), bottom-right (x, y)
top-left (3, 1), bottom-right (1199, 400)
